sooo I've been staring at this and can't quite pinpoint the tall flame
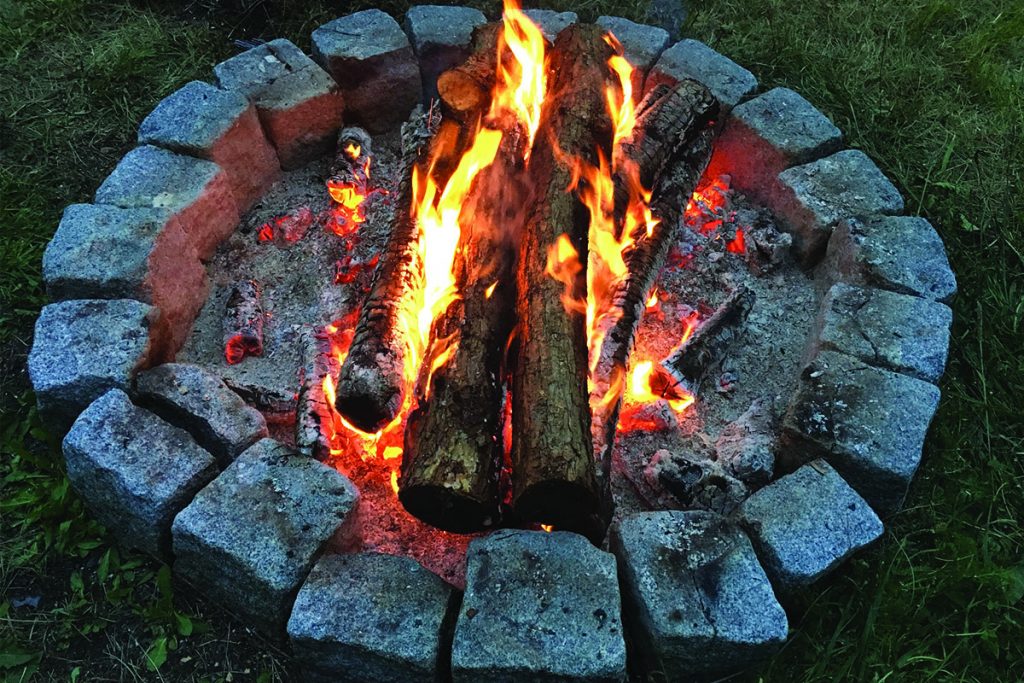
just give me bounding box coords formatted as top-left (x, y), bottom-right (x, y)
top-left (490, 0), bottom-right (548, 153)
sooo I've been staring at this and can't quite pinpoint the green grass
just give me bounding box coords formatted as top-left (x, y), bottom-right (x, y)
top-left (1, 0), bottom-right (1022, 680)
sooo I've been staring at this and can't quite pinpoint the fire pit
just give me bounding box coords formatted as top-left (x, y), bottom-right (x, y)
top-left (28, 3), bottom-right (955, 680)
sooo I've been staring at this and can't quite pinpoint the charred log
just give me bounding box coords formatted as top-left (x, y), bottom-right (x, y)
top-left (223, 280), bottom-right (264, 365)
top-left (399, 149), bottom-right (520, 532)
top-left (295, 325), bottom-right (343, 460)
top-left (510, 25), bottom-right (614, 537)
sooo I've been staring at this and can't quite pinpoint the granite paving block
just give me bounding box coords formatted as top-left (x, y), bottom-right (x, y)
top-left (214, 39), bottom-right (345, 169)
top-left (288, 553), bottom-right (454, 682)
top-left (63, 389), bottom-right (217, 557)
top-left (138, 80), bottom-right (279, 211)
top-left (772, 149), bottom-right (904, 265)
top-left (821, 215), bottom-right (957, 303)
top-left (452, 530), bottom-right (626, 682)
top-left (404, 5), bottom-right (487, 101)
top-left (134, 363), bottom-right (268, 466)
top-left (782, 350), bottom-right (941, 515)
top-left (172, 438), bottom-right (359, 635)
top-left (811, 282), bottom-right (952, 383)
top-left (313, 9), bottom-right (422, 132)
top-left (29, 299), bottom-right (154, 431)
top-left (522, 9), bottom-right (578, 42)
top-left (42, 204), bottom-right (206, 357)
top-left (647, 39), bottom-right (757, 112)
top-left (612, 510), bottom-right (788, 678)
top-left (738, 460), bottom-right (884, 589)
top-left (95, 145), bottom-right (239, 259)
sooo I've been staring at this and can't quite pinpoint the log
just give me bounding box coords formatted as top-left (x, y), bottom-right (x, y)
top-left (399, 145), bottom-right (521, 532)
top-left (223, 280), bottom-right (264, 365)
top-left (510, 25), bottom-right (614, 536)
top-left (295, 324), bottom-right (345, 460)
top-left (436, 23), bottom-right (501, 122)
top-left (659, 284), bottom-right (756, 389)
top-left (333, 108), bottom-right (443, 433)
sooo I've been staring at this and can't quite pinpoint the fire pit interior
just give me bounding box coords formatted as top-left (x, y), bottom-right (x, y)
top-left (30, 3), bottom-right (955, 680)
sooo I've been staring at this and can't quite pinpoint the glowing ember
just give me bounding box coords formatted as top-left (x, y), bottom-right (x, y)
top-left (726, 228), bottom-right (746, 253)
top-left (484, 280), bottom-right (499, 299)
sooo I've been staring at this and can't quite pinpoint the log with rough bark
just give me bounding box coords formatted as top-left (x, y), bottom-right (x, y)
top-left (223, 280), bottom-right (264, 365)
top-left (659, 284), bottom-right (756, 388)
top-left (333, 108), bottom-right (444, 433)
top-left (399, 144), bottom-right (521, 532)
top-left (436, 23), bottom-right (500, 122)
top-left (510, 25), bottom-right (615, 536)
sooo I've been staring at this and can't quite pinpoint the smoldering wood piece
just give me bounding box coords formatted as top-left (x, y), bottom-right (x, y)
top-left (399, 147), bottom-right (521, 533)
top-left (436, 23), bottom-right (501, 122)
top-left (661, 284), bottom-right (756, 388)
top-left (333, 110), bottom-right (452, 433)
top-left (295, 326), bottom-right (342, 461)
top-left (510, 24), bottom-right (614, 538)
top-left (590, 127), bottom-right (717, 486)
top-left (223, 280), bottom-right (265, 365)
top-left (612, 80), bottom-right (718, 229)
top-left (328, 126), bottom-right (374, 186)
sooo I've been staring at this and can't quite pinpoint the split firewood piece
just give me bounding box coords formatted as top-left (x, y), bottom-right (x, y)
top-left (436, 23), bottom-right (501, 122)
top-left (295, 325), bottom-right (343, 460)
top-left (659, 284), bottom-right (756, 389)
top-left (223, 280), bottom-right (264, 365)
top-left (333, 108), bottom-right (445, 433)
top-left (510, 25), bottom-right (615, 537)
top-left (399, 146), bottom-right (520, 532)
top-left (590, 127), bottom-right (717, 482)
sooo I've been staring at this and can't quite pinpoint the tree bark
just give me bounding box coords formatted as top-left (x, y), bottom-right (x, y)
top-left (510, 25), bottom-right (614, 537)
top-left (399, 145), bottom-right (522, 532)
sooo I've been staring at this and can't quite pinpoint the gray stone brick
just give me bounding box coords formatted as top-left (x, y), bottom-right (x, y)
top-left (42, 204), bottom-right (206, 357)
top-left (822, 215), bottom-right (957, 303)
top-left (95, 145), bottom-right (239, 260)
top-left (738, 460), bottom-right (884, 590)
top-left (312, 10), bottom-right (422, 133)
top-left (63, 389), bottom-right (217, 557)
top-left (171, 438), bottom-right (359, 635)
top-left (134, 363), bottom-right (268, 467)
top-left (645, 0), bottom-right (687, 41)
top-left (138, 80), bottom-right (279, 211)
top-left (612, 510), bottom-right (788, 678)
top-left (707, 87), bottom-right (843, 204)
top-left (647, 39), bottom-right (757, 112)
top-left (452, 530), bottom-right (626, 682)
top-left (811, 282), bottom-right (952, 383)
top-left (404, 5), bottom-right (487, 101)
top-left (288, 553), bottom-right (454, 683)
top-left (29, 299), bottom-right (155, 431)
top-left (596, 16), bottom-right (671, 92)
top-left (782, 350), bottom-right (941, 516)
top-left (522, 9), bottom-right (578, 42)
top-left (214, 39), bottom-right (345, 170)
top-left (772, 149), bottom-right (905, 265)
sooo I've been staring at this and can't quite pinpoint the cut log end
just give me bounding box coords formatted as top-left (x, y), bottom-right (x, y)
top-left (398, 485), bottom-right (498, 533)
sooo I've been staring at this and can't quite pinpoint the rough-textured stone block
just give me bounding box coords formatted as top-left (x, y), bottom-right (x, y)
top-left (612, 510), bottom-right (788, 678)
top-left (738, 460), bottom-right (883, 590)
top-left (404, 5), bottom-right (487, 101)
top-left (312, 9), bottom-right (422, 133)
top-left (811, 282), bottom-right (952, 383)
top-left (172, 438), bottom-right (359, 635)
top-left (288, 553), bottom-right (454, 683)
top-left (95, 145), bottom-right (239, 260)
top-left (782, 350), bottom-right (941, 515)
top-left (134, 363), bottom-right (268, 466)
top-left (42, 204), bottom-right (206, 357)
top-left (29, 299), bottom-right (155, 431)
top-left (522, 9), bottom-right (578, 42)
top-left (63, 389), bottom-right (217, 557)
top-left (138, 80), bottom-right (279, 211)
top-left (772, 149), bottom-right (904, 265)
top-left (707, 87), bottom-right (843, 204)
top-left (214, 39), bottom-right (345, 170)
top-left (647, 39), bottom-right (757, 112)
top-left (645, 0), bottom-right (687, 41)
top-left (596, 16), bottom-right (671, 92)
top-left (452, 530), bottom-right (626, 682)
top-left (822, 215), bottom-right (957, 303)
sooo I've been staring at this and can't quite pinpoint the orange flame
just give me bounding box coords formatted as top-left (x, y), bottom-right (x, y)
top-left (603, 34), bottom-right (636, 152)
top-left (490, 0), bottom-right (547, 154)
top-left (545, 233), bottom-right (586, 315)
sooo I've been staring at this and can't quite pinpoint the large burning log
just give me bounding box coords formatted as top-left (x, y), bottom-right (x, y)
top-left (399, 148), bottom-right (521, 532)
top-left (509, 25), bottom-right (616, 535)
top-left (333, 109), bottom-right (457, 433)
